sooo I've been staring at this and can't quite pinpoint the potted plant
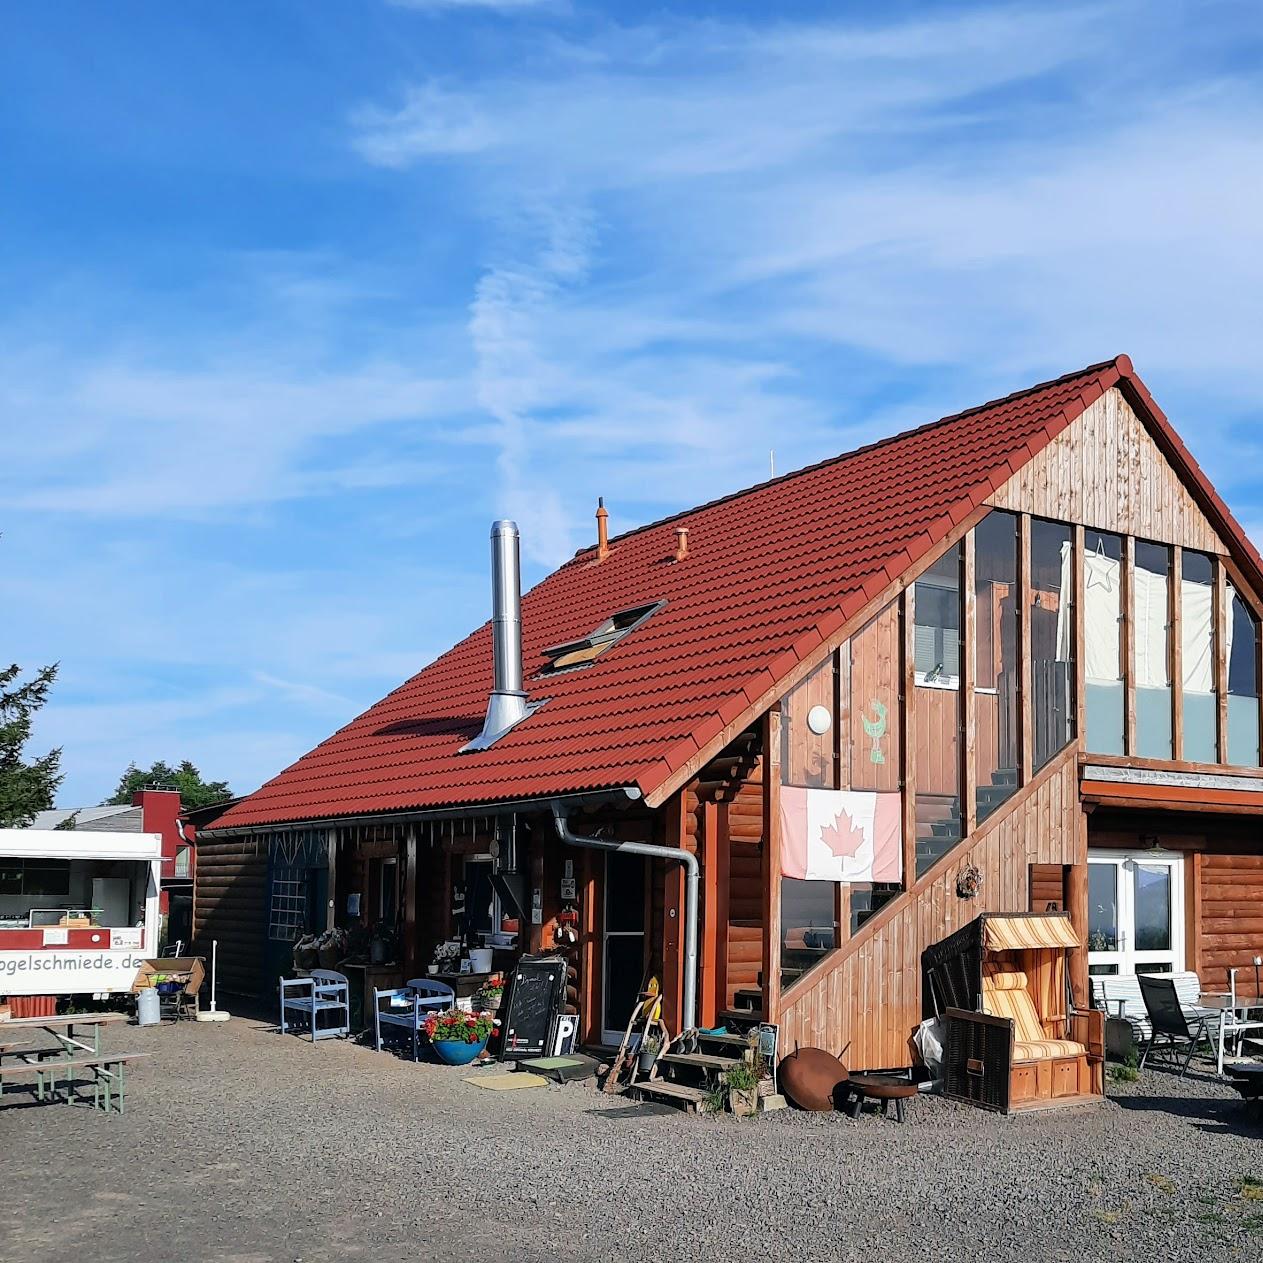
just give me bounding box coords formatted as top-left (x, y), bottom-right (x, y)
top-left (637, 1033), bottom-right (662, 1076)
top-left (424, 1009), bottom-right (495, 1066)
top-left (473, 974), bottom-right (505, 1014)
top-left (724, 1058), bottom-right (761, 1118)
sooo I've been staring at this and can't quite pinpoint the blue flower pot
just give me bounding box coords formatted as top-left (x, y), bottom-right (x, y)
top-left (430, 1036), bottom-right (488, 1066)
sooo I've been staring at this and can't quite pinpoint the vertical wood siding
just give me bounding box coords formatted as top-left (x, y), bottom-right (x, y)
top-left (986, 388), bottom-right (1223, 553)
top-left (777, 744), bottom-right (1082, 1069)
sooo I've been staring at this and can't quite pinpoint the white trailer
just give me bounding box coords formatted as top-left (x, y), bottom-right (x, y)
top-left (0, 827), bottom-right (163, 997)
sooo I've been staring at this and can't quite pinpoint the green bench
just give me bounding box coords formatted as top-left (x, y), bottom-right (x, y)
top-left (0, 1051), bottom-right (151, 1115)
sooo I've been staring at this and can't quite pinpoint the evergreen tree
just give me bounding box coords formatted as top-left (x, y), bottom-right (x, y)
top-left (105, 759), bottom-right (231, 811)
top-left (0, 663), bottom-right (62, 827)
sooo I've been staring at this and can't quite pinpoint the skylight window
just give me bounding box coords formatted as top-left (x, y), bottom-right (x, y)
top-left (538, 601), bottom-right (664, 675)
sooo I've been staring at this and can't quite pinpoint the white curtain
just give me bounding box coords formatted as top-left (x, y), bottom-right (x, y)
top-left (1083, 549), bottom-right (1122, 683)
top-left (1134, 566), bottom-right (1171, 689)
top-left (1181, 578), bottom-right (1217, 693)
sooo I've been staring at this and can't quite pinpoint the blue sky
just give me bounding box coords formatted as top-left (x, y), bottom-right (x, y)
top-left (4, 0), bottom-right (1263, 806)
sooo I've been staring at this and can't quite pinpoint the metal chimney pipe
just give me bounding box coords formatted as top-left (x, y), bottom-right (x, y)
top-left (462, 520), bottom-right (533, 752)
top-left (490, 520), bottom-right (524, 697)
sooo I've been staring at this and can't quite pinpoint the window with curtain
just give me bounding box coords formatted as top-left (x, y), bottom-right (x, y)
top-left (1180, 551), bottom-right (1217, 762)
top-left (1227, 582), bottom-right (1261, 767)
top-left (914, 547), bottom-right (963, 876)
top-left (1084, 530), bottom-right (1125, 754)
top-left (974, 512), bottom-right (1019, 822)
top-left (1133, 542), bottom-right (1173, 759)
top-left (1030, 518), bottom-right (1075, 771)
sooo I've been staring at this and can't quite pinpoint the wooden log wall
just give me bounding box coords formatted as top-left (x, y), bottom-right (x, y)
top-left (777, 743), bottom-right (1083, 1070)
top-left (1197, 852), bottom-right (1263, 996)
top-left (192, 835), bottom-right (268, 997)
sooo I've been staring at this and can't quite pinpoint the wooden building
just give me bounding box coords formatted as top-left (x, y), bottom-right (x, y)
top-left (197, 356), bottom-right (1263, 1068)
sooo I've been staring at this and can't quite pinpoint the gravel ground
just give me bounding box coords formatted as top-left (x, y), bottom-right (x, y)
top-left (2, 1013), bottom-right (1261, 1263)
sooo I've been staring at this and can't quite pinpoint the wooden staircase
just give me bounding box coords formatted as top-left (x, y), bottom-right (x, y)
top-left (632, 1029), bottom-right (750, 1113)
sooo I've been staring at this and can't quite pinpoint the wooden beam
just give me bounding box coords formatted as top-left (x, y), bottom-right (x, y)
top-left (715, 801), bottom-right (730, 1013)
top-left (1124, 535), bottom-right (1138, 756)
top-left (1186, 850), bottom-right (1202, 977)
top-left (1216, 557), bottom-right (1230, 764)
top-left (403, 824), bottom-right (418, 976)
top-left (662, 793), bottom-right (688, 1034)
top-left (901, 586), bottom-right (918, 887)
top-left (762, 709), bottom-right (783, 1021)
top-left (1073, 524), bottom-right (1086, 745)
top-left (643, 503), bottom-right (994, 808)
top-left (836, 643), bottom-right (850, 791)
top-left (700, 798), bottom-right (720, 1028)
top-left (1067, 813), bottom-right (1088, 1011)
top-left (963, 526), bottom-right (978, 836)
top-left (1078, 751), bottom-right (1263, 781)
top-left (325, 827), bottom-right (338, 933)
top-left (1019, 514), bottom-right (1033, 784)
top-left (1172, 544), bottom-right (1184, 762)
top-left (580, 846), bottom-right (601, 1047)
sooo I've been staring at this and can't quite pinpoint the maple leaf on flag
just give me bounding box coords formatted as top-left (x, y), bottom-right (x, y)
top-left (819, 809), bottom-right (866, 859)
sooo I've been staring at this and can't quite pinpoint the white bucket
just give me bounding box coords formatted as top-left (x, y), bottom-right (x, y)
top-left (469, 948), bottom-right (494, 973)
top-left (137, 987), bottom-right (161, 1027)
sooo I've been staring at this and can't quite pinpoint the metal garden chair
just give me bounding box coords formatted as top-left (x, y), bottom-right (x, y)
top-left (1138, 974), bottom-right (1209, 1077)
top-left (278, 969), bottom-right (351, 1042)
top-left (373, 978), bottom-right (455, 1061)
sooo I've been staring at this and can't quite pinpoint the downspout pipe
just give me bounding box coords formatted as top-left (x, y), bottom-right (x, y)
top-left (551, 803), bottom-right (698, 1033)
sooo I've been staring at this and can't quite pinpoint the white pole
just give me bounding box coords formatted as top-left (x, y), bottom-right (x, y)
top-left (197, 936), bottom-right (231, 1022)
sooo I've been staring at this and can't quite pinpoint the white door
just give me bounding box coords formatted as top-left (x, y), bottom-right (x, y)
top-left (1087, 851), bottom-right (1184, 977)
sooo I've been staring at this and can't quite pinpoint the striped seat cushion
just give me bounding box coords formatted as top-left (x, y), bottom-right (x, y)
top-left (1014, 1039), bottom-right (1086, 1061)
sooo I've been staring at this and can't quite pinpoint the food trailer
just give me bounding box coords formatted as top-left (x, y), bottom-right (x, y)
top-left (0, 827), bottom-right (162, 1002)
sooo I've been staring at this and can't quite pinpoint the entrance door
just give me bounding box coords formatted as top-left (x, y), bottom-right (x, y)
top-left (1087, 851), bottom-right (1184, 976)
top-left (602, 851), bottom-right (647, 1044)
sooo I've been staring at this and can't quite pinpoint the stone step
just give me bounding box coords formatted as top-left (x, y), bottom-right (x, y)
top-left (632, 1079), bottom-right (708, 1112)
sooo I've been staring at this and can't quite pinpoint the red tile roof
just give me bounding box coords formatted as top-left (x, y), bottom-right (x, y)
top-left (209, 355), bottom-right (1253, 832)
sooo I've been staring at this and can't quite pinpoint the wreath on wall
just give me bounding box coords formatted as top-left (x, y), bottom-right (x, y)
top-left (956, 863), bottom-right (982, 900)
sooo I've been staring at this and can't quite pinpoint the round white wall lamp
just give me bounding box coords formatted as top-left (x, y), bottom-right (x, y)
top-left (806, 705), bottom-right (832, 735)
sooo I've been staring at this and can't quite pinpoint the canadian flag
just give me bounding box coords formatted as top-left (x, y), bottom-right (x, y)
top-left (779, 787), bottom-right (902, 884)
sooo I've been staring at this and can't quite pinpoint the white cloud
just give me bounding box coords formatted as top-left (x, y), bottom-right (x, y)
top-left (348, 1), bottom-right (1263, 556)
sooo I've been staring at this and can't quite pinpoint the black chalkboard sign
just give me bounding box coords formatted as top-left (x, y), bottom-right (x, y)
top-left (499, 955), bottom-right (568, 1060)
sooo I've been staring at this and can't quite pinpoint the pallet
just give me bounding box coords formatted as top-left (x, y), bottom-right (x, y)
top-left (632, 1079), bottom-right (708, 1112)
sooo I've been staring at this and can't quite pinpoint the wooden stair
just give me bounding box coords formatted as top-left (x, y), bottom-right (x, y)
top-left (632, 1029), bottom-right (750, 1113)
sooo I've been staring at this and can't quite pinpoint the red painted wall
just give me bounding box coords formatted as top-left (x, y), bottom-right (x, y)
top-left (134, 789), bottom-right (192, 912)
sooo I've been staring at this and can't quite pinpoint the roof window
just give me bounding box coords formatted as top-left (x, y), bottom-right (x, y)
top-left (538, 602), bottom-right (664, 675)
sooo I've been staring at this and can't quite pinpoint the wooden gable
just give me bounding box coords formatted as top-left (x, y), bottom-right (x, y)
top-left (985, 387), bottom-right (1223, 554)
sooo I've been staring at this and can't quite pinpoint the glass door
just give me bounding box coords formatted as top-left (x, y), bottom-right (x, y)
top-left (602, 851), bottom-right (647, 1044)
top-left (1088, 851), bottom-right (1184, 976)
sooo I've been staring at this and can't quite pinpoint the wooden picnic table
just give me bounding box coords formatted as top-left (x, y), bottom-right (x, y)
top-left (0, 1013), bottom-right (140, 1114)
top-left (1, 1011), bottom-right (128, 1057)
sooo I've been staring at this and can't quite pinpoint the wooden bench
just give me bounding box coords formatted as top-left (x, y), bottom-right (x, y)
top-left (0, 1051), bottom-right (151, 1115)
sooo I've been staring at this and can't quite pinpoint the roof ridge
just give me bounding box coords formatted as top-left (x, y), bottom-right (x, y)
top-left (573, 356), bottom-right (1122, 561)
